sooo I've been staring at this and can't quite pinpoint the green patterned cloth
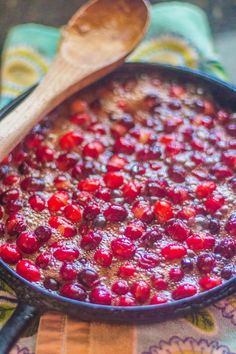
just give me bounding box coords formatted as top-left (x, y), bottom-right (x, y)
top-left (1, 2), bottom-right (235, 354)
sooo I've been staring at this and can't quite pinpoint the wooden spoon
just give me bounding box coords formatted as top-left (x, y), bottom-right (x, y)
top-left (0, 0), bottom-right (149, 160)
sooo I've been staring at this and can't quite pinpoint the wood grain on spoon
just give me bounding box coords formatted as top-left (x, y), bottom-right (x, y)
top-left (0, 0), bottom-right (149, 160)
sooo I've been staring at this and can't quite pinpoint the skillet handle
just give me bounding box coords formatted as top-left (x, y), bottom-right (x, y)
top-left (0, 303), bottom-right (38, 354)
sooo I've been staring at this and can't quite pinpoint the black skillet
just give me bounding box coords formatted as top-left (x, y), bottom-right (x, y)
top-left (0, 62), bottom-right (236, 354)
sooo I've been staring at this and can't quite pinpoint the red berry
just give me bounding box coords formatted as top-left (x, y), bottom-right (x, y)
top-left (83, 141), bottom-right (104, 158)
top-left (60, 283), bottom-right (86, 300)
top-left (96, 188), bottom-right (111, 202)
top-left (186, 233), bottom-right (215, 251)
top-left (80, 231), bottom-right (102, 250)
top-left (204, 194), bottom-right (224, 214)
top-left (168, 165), bottom-right (186, 183)
top-left (1, 188), bottom-right (19, 203)
top-left (131, 280), bottom-right (150, 303)
top-left (60, 263), bottom-right (77, 281)
top-left (114, 137), bottom-right (135, 154)
top-left (215, 238), bottom-right (236, 259)
top-left (154, 200), bottom-right (173, 223)
top-left (221, 150), bottom-right (236, 169)
top-left (146, 178), bottom-right (168, 198)
top-left (107, 155), bottom-right (127, 172)
top-left (78, 268), bottom-right (99, 288)
top-left (94, 249), bottom-right (113, 267)
top-left (6, 214), bottom-right (26, 236)
top-left (225, 213), bottom-right (236, 237)
top-left (90, 286), bottom-right (112, 305)
top-left (138, 252), bottom-right (160, 269)
top-left (172, 284), bottom-right (197, 300)
top-left (168, 186), bottom-right (189, 204)
top-left (20, 177), bottom-right (45, 192)
top-left (48, 191), bottom-right (69, 212)
top-left (54, 175), bottom-right (71, 190)
top-left (104, 204), bottom-right (128, 222)
top-left (49, 216), bottom-right (77, 238)
top-left (16, 231), bottom-right (40, 254)
top-left (199, 275), bottom-right (222, 290)
top-left (112, 280), bottom-right (129, 295)
top-left (196, 181), bottom-right (216, 198)
top-left (141, 227), bottom-right (162, 247)
top-left (0, 243), bottom-right (22, 264)
top-left (103, 172), bottom-right (124, 189)
top-left (197, 253), bottom-right (216, 273)
top-left (64, 204), bottom-right (82, 222)
top-left (111, 237), bottom-right (136, 259)
top-left (3, 174), bottom-right (20, 186)
top-left (161, 244), bottom-right (186, 260)
top-left (132, 201), bottom-right (154, 223)
top-left (151, 275), bottom-right (168, 290)
top-left (122, 181), bottom-right (141, 201)
top-left (124, 221), bottom-right (144, 240)
top-left (53, 246), bottom-right (79, 261)
top-left (16, 260), bottom-right (40, 282)
top-left (29, 194), bottom-right (45, 212)
top-left (56, 153), bottom-right (78, 171)
top-left (169, 267), bottom-right (184, 281)
top-left (36, 252), bottom-right (52, 269)
top-left (165, 219), bottom-right (190, 241)
top-left (78, 179), bottom-right (100, 193)
top-left (113, 296), bottom-right (136, 306)
top-left (59, 131), bottom-right (83, 150)
top-left (118, 262), bottom-right (136, 278)
top-left (35, 225), bottom-right (52, 243)
top-left (150, 295), bottom-right (168, 305)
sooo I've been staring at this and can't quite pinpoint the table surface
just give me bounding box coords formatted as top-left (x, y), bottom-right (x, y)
top-left (0, 0), bottom-right (236, 82)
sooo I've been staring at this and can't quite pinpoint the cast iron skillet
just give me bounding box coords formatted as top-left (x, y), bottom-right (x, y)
top-left (0, 62), bottom-right (236, 354)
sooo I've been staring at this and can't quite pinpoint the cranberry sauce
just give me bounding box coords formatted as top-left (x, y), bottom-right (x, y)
top-left (0, 72), bottom-right (235, 306)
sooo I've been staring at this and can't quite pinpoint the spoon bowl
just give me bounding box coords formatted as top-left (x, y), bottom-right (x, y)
top-left (0, 0), bottom-right (149, 160)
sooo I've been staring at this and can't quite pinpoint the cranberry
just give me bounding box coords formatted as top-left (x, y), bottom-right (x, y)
top-left (16, 231), bottom-right (40, 254)
top-left (83, 141), bottom-right (104, 158)
top-left (90, 286), bottom-right (112, 305)
top-left (35, 225), bottom-right (52, 243)
top-left (124, 221), bottom-right (144, 240)
top-left (53, 246), bottom-right (79, 262)
top-left (104, 204), bottom-right (128, 222)
top-left (113, 296), bottom-right (136, 306)
top-left (78, 268), bottom-right (99, 288)
top-left (169, 267), bottom-right (184, 281)
top-left (172, 284), bottom-right (197, 300)
top-left (0, 243), bottom-right (22, 264)
top-left (56, 153), bottom-right (78, 171)
top-left (48, 191), bottom-right (69, 212)
top-left (214, 239), bottom-right (236, 259)
top-left (36, 145), bottom-right (54, 162)
top-left (107, 154), bottom-right (127, 172)
top-left (60, 263), bottom-right (77, 281)
top-left (114, 137), bottom-right (135, 154)
top-left (80, 231), bottom-right (102, 250)
top-left (25, 133), bottom-right (43, 150)
top-left (225, 213), bottom-right (236, 237)
top-left (138, 252), bottom-right (160, 269)
top-left (161, 244), bottom-right (186, 260)
top-left (20, 177), bottom-right (45, 192)
top-left (154, 200), bottom-right (173, 223)
top-left (36, 253), bottom-right (52, 269)
top-left (111, 237), bottom-right (135, 259)
top-left (229, 177), bottom-right (236, 192)
top-left (221, 265), bottom-right (235, 280)
top-left (64, 204), bottom-right (82, 222)
top-left (204, 194), bottom-right (224, 214)
top-left (221, 150), bottom-right (236, 169)
top-left (112, 280), bottom-right (129, 295)
top-left (186, 233), bottom-right (215, 251)
top-left (54, 175), bottom-right (71, 191)
top-left (199, 275), bottom-right (222, 290)
top-left (104, 172), bottom-right (124, 189)
top-left (29, 194), bottom-right (45, 212)
top-left (6, 214), bottom-right (26, 236)
top-left (59, 131), bottom-right (83, 150)
top-left (122, 181), bottom-right (141, 201)
top-left (168, 165), bottom-right (186, 183)
top-left (84, 202), bottom-right (100, 220)
top-left (210, 164), bottom-right (232, 179)
top-left (118, 262), bottom-right (136, 278)
top-left (1, 188), bottom-right (19, 204)
top-left (197, 253), bottom-right (215, 273)
top-left (43, 277), bottom-right (60, 291)
top-left (208, 218), bottom-right (220, 234)
top-left (78, 179), bottom-right (100, 193)
top-left (96, 188), bottom-right (111, 202)
top-left (146, 178), bottom-right (168, 198)
top-left (181, 258), bottom-right (194, 272)
top-left (49, 216), bottom-right (77, 238)
top-left (165, 219), bottom-right (190, 242)
top-left (130, 280), bottom-right (150, 303)
top-left (141, 227), bottom-right (162, 247)
top-left (150, 294), bottom-right (168, 305)
top-left (168, 186), bottom-right (189, 204)
top-left (151, 275), bottom-right (168, 290)
top-left (94, 249), bottom-right (113, 267)
top-left (3, 174), bottom-right (20, 186)
top-left (16, 260), bottom-right (40, 282)
top-left (196, 181), bottom-right (216, 198)
top-left (60, 283), bottom-right (86, 300)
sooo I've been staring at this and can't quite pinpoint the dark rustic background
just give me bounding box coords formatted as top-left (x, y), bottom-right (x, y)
top-left (0, 0), bottom-right (236, 81)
